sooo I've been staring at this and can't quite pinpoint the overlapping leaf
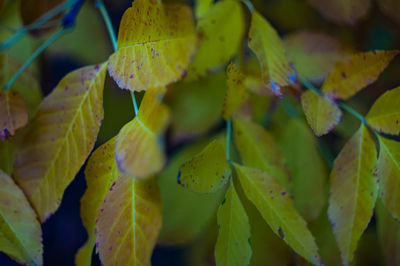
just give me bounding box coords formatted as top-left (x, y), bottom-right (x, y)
top-left (0, 170), bottom-right (42, 266)
top-left (284, 31), bottom-right (353, 83)
top-left (75, 138), bottom-right (118, 266)
top-left (187, 0), bottom-right (244, 80)
top-left (328, 125), bottom-right (378, 265)
top-left (215, 182), bottom-right (252, 266)
top-left (307, 0), bottom-right (371, 25)
top-left (222, 63), bottom-right (247, 120)
top-left (234, 164), bottom-right (321, 264)
top-left (321, 50), bottom-right (398, 100)
top-left (108, 0), bottom-right (197, 92)
top-left (279, 118), bottom-right (328, 221)
top-left (178, 139), bottom-right (231, 194)
top-left (0, 90), bottom-right (28, 140)
top-left (301, 90), bottom-right (342, 136)
top-left (248, 10), bottom-right (296, 96)
top-left (13, 63), bottom-right (107, 222)
top-left (115, 87), bottom-right (169, 178)
top-left (95, 175), bottom-right (162, 266)
top-left (376, 136), bottom-right (400, 221)
top-left (366, 86), bottom-right (400, 135)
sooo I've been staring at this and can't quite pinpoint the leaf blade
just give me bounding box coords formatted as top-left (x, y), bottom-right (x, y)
top-left (0, 90), bottom-right (28, 140)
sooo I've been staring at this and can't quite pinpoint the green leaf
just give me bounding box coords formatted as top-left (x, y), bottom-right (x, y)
top-left (178, 139), bottom-right (231, 194)
top-left (328, 125), bottom-right (378, 265)
top-left (366, 86), bottom-right (400, 135)
top-left (195, 0), bottom-right (213, 18)
top-left (321, 50), bottom-right (398, 100)
top-left (0, 170), bottom-right (42, 266)
top-left (248, 10), bottom-right (296, 96)
top-left (376, 136), bottom-right (400, 221)
top-left (234, 164), bottom-right (321, 265)
top-left (13, 63), bottom-right (107, 222)
top-left (301, 90), bottom-right (342, 136)
top-left (215, 181), bottom-right (252, 266)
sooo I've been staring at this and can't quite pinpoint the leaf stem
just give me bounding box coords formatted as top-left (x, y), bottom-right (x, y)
top-left (226, 119), bottom-right (232, 162)
top-left (96, 0), bottom-right (138, 116)
top-left (3, 28), bottom-right (67, 91)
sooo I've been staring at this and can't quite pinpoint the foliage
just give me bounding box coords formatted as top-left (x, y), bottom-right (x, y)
top-left (1, 0), bottom-right (400, 265)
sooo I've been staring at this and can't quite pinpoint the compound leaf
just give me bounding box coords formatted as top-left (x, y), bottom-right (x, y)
top-left (108, 0), bottom-right (197, 92)
top-left (215, 181), bottom-right (252, 266)
top-left (234, 164), bottom-right (321, 265)
top-left (0, 170), bottom-right (42, 266)
top-left (13, 63), bottom-right (107, 222)
top-left (248, 10), bottom-right (296, 96)
top-left (95, 175), bottom-right (162, 266)
top-left (75, 137), bottom-right (118, 266)
top-left (301, 90), bottom-right (342, 136)
top-left (0, 90), bottom-right (28, 140)
top-left (222, 62), bottom-right (247, 120)
top-left (321, 50), bottom-right (398, 100)
top-left (178, 139), bottom-right (231, 194)
top-left (366, 86), bottom-right (400, 135)
top-left (328, 125), bottom-right (378, 266)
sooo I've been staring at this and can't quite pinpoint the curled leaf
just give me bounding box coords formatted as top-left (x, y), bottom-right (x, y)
top-left (328, 125), bottom-right (378, 266)
top-left (13, 63), bottom-right (107, 221)
top-left (0, 90), bottom-right (28, 140)
top-left (108, 0), bottom-right (197, 91)
top-left (222, 62), bottom-right (247, 120)
top-left (178, 139), bottom-right (231, 194)
top-left (301, 90), bottom-right (342, 136)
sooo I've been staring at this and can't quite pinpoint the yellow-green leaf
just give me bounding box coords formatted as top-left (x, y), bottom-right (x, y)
top-left (328, 125), bottom-right (378, 266)
top-left (0, 170), bottom-right (42, 266)
top-left (215, 182), bottom-right (252, 266)
top-left (248, 10), bottom-right (296, 96)
top-left (195, 0), bottom-right (213, 18)
top-left (377, 136), bottom-right (400, 221)
top-left (321, 50), bottom-right (398, 100)
top-left (366, 86), bottom-right (400, 135)
top-left (108, 0), bottom-right (197, 92)
top-left (284, 31), bottom-right (353, 83)
top-left (376, 201), bottom-right (400, 266)
top-left (95, 175), bottom-right (162, 266)
top-left (75, 137), bottom-right (118, 266)
top-left (0, 90), bottom-right (28, 140)
top-left (234, 164), bottom-right (321, 264)
top-left (279, 118), bottom-right (328, 221)
top-left (307, 0), bottom-right (371, 25)
top-left (13, 63), bottom-right (107, 222)
top-left (222, 62), bottom-right (247, 120)
top-left (178, 139), bottom-right (231, 194)
top-left (233, 118), bottom-right (290, 188)
top-left (187, 0), bottom-right (244, 80)
top-left (301, 90), bottom-right (342, 136)
top-left (115, 87), bottom-right (169, 178)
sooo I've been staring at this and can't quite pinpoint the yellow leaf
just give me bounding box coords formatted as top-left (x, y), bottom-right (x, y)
top-left (215, 181), bottom-right (252, 266)
top-left (328, 125), bottom-right (378, 265)
top-left (366, 86), bottom-right (400, 135)
top-left (178, 139), bottom-right (231, 194)
top-left (307, 0), bottom-right (371, 25)
top-left (377, 136), bottom-right (400, 221)
top-left (234, 164), bottom-right (321, 264)
top-left (187, 0), bottom-right (244, 80)
top-left (279, 118), bottom-right (328, 221)
top-left (248, 10), bottom-right (296, 96)
top-left (321, 50), bottom-right (398, 100)
top-left (13, 63), bottom-right (108, 222)
top-left (157, 138), bottom-right (225, 245)
top-left (108, 0), bottom-right (197, 92)
top-left (195, 0), bottom-right (213, 18)
top-left (115, 87), bottom-right (169, 178)
top-left (222, 62), bottom-right (247, 120)
top-left (95, 175), bottom-right (162, 266)
top-left (301, 90), bottom-right (342, 136)
top-left (376, 201), bottom-right (400, 266)
top-left (284, 31), bottom-right (353, 83)
top-left (0, 90), bottom-right (28, 140)
top-left (0, 170), bottom-right (42, 266)
top-left (233, 118), bottom-right (290, 188)
top-left (75, 137), bottom-right (118, 266)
